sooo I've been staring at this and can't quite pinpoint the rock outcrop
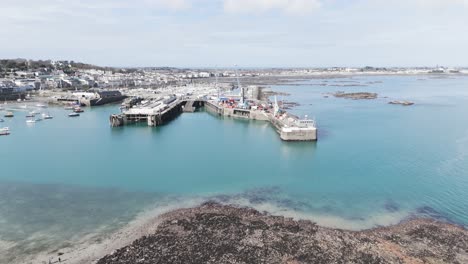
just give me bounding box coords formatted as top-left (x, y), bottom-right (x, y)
top-left (333, 91), bottom-right (378, 100)
top-left (389, 100), bottom-right (415, 106)
top-left (98, 202), bottom-right (468, 264)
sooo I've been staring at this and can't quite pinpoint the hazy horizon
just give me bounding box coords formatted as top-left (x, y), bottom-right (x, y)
top-left (2, 58), bottom-right (466, 70)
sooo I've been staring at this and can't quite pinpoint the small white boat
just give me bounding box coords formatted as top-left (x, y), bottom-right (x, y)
top-left (26, 119), bottom-right (36, 124)
top-left (35, 117), bottom-right (43, 122)
top-left (36, 103), bottom-right (47, 108)
top-left (20, 105), bottom-right (28, 109)
top-left (0, 127), bottom-right (10, 136)
top-left (64, 106), bottom-right (74, 110)
top-left (74, 107), bottom-right (84, 113)
top-left (43, 113), bottom-right (53, 119)
top-left (68, 113), bottom-right (80, 117)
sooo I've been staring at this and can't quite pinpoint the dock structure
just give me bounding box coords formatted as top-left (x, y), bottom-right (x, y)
top-left (268, 114), bottom-right (317, 141)
top-left (110, 97), bottom-right (317, 141)
top-left (110, 98), bottom-right (204, 127)
top-left (183, 100), bottom-right (197, 113)
top-left (205, 100), bottom-right (269, 121)
top-left (205, 100), bottom-right (317, 141)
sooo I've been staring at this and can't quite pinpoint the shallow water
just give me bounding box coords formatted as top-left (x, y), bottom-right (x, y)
top-left (1, 75), bottom-right (468, 262)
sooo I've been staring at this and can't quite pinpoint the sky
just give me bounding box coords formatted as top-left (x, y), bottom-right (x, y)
top-left (0, 0), bottom-right (467, 67)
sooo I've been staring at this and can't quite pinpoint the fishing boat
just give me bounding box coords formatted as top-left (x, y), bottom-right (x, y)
top-left (68, 112), bottom-right (80, 117)
top-left (0, 127), bottom-right (10, 136)
top-left (4, 112), bottom-right (14, 118)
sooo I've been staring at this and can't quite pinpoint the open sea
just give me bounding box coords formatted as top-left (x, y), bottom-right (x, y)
top-left (1, 75), bottom-right (468, 263)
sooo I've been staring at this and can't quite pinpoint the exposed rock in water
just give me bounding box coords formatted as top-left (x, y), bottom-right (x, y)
top-left (259, 88), bottom-right (290, 101)
top-left (332, 91), bottom-right (378, 100)
top-left (97, 203), bottom-right (468, 264)
top-left (389, 100), bottom-right (415, 106)
top-left (279, 101), bottom-right (300, 110)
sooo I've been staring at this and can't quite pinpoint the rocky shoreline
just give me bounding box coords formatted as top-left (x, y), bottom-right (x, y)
top-left (97, 202), bottom-right (467, 264)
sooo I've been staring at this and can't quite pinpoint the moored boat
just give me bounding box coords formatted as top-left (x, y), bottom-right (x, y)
top-left (73, 107), bottom-right (84, 113)
top-left (68, 112), bottom-right (80, 117)
top-left (4, 111), bottom-right (14, 118)
top-left (43, 113), bottom-right (53, 119)
top-left (0, 127), bottom-right (10, 136)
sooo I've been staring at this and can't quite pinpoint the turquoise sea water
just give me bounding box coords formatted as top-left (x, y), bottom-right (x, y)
top-left (1, 75), bottom-right (468, 262)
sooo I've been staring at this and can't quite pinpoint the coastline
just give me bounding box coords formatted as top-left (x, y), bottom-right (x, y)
top-left (23, 202), bottom-right (468, 264)
top-left (99, 202), bottom-right (468, 264)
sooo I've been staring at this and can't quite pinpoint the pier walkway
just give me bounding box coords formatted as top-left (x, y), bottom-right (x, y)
top-left (183, 100), bottom-right (196, 113)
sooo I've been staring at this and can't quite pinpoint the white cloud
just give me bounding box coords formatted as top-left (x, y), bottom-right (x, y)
top-left (413, 0), bottom-right (468, 7)
top-left (224, 0), bottom-right (321, 15)
top-left (143, 0), bottom-right (191, 10)
top-left (370, 0), bottom-right (468, 9)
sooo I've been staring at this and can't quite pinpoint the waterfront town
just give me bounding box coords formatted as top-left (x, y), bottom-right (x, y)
top-left (1, 59), bottom-right (467, 99)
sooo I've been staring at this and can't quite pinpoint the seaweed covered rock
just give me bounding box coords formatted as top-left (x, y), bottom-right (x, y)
top-left (98, 203), bottom-right (468, 264)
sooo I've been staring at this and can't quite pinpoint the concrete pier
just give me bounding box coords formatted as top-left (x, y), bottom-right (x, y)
top-left (205, 101), bottom-right (269, 121)
top-left (268, 114), bottom-right (317, 141)
top-left (110, 99), bottom-right (204, 127)
top-left (111, 98), bottom-right (317, 141)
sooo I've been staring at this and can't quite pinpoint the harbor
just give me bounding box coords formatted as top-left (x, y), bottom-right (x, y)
top-left (2, 0), bottom-right (468, 262)
top-left (109, 82), bottom-right (317, 141)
